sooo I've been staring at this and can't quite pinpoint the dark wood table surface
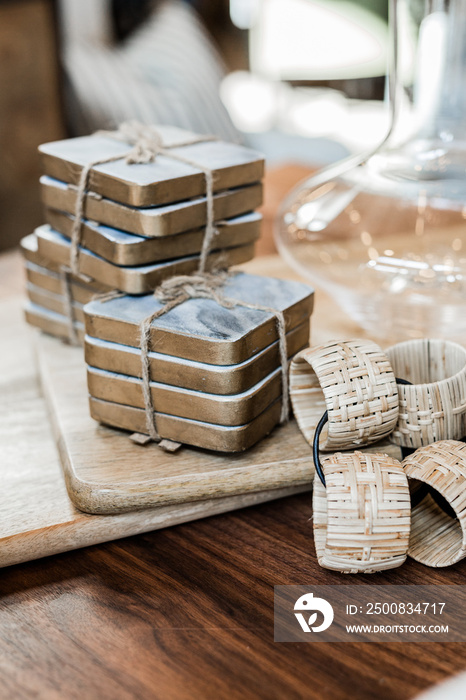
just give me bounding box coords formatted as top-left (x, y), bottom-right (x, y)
top-left (2, 168), bottom-right (466, 699)
top-left (2, 488), bottom-right (466, 700)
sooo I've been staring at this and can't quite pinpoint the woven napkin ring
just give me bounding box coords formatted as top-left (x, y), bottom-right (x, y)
top-left (403, 440), bottom-right (466, 567)
top-left (311, 413), bottom-right (411, 573)
top-left (386, 339), bottom-right (466, 449)
top-left (290, 339), bottom-right (400, 451)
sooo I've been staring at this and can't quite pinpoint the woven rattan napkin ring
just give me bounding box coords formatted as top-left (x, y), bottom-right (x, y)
top-left (386, 339), bottom-right (466, 449)
top-left (403, 440), bottom-right (466, 567)
top-left (290, 340), bottom-right (400, 451)
top-left (312, 414), bottom-right (411, 573)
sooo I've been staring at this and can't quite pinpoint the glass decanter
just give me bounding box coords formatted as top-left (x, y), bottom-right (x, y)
top-left (276, 0), bottom-right (466, 342)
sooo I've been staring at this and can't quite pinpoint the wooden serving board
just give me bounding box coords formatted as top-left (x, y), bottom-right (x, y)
top-left (35, 332), bottom-right (315, 514)
top-left (35, 319), bottom-right (401, 516)
top-left (0, 295), bottom-right (310, 569)
top-left (2, 252), bottom-right (404, 568)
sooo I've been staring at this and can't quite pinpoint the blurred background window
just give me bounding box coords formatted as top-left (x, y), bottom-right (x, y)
top-left (0, 0), bottom-right (407, 252)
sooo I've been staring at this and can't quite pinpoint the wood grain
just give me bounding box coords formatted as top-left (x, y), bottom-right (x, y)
top-left (1, 490), bottom-right (466, 700)
top-left (35, 332), bottom-right (314, 513)
top-left (3, 247), bottom-right (466, 700)
top-left (0, 293), bottom-right (310, 568)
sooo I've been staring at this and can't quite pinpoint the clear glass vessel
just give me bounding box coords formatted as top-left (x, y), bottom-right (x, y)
top-left (276, 0), bottom-right (466, 342)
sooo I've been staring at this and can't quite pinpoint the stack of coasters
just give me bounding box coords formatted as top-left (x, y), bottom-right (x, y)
top-left (21, 232), bottom-right (111, 344)
top-left (84, 273), bottom-right (314, 452)
top-left (35, 125), bottom-right (264, 293)
top-left (22, 124), bottom-right (264, 341)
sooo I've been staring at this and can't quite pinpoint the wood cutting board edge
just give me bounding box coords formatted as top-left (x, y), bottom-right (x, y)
top-left (34, 333), bottom-right (314, 515)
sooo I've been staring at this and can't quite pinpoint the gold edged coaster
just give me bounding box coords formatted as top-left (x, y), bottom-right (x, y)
top-left (22, 232), bottom-right (106, 345)
top-left (27, 283), bottom-right (85, 324)
top-left (41, 175), bottom-right (263, 238)
top-left (39, 127), bottom-right (264, 207)
top-left (90, 395), bottom-right (283, 453)
top-left (45, 208), bottom-right (262, 266)
top-left (84, 319), bottom-right (310, 395)
top-left (83, 273), bottom-right (314, 365)
top-left (24, 301), bottom-right (85, 344)
top-left (21, 231), bottom-right (60, 270)
top-left (21, 233), bottom-right (109, 301)
top-left (87, 363), bottom-right (283, 427)
top-left (25, 261), bottom-right (105, 303)
top-left (35, 224), bottom-right (256, 294)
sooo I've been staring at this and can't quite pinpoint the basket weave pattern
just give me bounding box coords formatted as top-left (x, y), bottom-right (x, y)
top-left (290, 340), bottom-right (399, 450)
top-left (313, 451), bottom-right (411, 573)
top-left (387, 339), bottom-right (466, 449)
top-left (403, 440), bottom-right (466, 567)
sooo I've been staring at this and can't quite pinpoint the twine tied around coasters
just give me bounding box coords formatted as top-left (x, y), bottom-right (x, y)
top-left (69, 121), bottom-right (219, 277)
top-left (59, 267), bottom-right (79, 345)
top-left (71, 121), bottom-right (284, 450)
top-left (59, 265), bottom-right (97, 346)
top-left (137, 270), bottom-right (290, 450)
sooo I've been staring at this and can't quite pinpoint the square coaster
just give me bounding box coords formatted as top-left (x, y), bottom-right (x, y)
top-left (84, 319), bottom-right (310, 395)
top-left (35, 224), bottom-right (255, 294)
top-left (41, 174), bottom-right (263, 238)
top-left (44, 208), bottom-right (261, 265)
top-left (39, 126), bottom-right (264, 207)
top-left (84, 273), bottom-right (314, 365)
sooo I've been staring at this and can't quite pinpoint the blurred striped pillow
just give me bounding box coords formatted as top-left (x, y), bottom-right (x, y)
top-left (63, 0), bottom-right (240, 142)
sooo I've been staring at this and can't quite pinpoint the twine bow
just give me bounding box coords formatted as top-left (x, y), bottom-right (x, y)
top-left (100, 121), bottom-right (167, 164)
